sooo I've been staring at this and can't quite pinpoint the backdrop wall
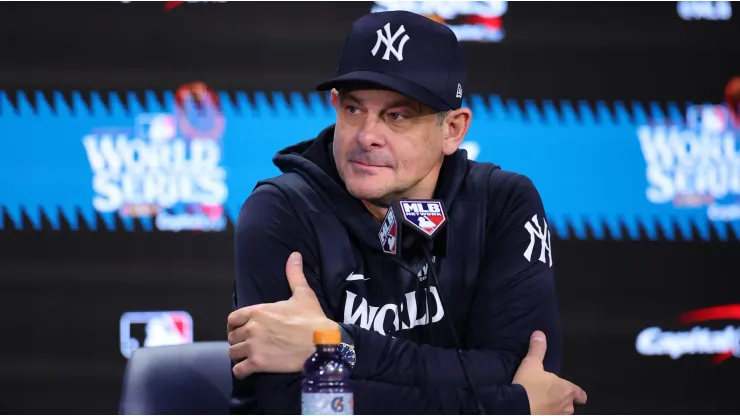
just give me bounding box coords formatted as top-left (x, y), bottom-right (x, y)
top-left (0, 1), bottom-right (738, 414)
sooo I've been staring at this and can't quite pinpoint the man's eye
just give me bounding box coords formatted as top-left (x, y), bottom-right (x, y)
top-left (388, 113), bottom-right (407, 121)
top-left (345, 106), bottom-right (359, 114)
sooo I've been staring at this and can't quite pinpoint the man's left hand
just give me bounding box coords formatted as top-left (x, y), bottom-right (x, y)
top-left (227, 252), bottom-right (337, 379)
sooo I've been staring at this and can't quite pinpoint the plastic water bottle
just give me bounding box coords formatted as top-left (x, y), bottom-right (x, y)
top-left (301, 329), bottom-right (353, 415)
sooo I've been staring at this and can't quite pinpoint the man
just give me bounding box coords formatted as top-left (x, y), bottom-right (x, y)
top-left (227, 10), bottom-right (587, 415)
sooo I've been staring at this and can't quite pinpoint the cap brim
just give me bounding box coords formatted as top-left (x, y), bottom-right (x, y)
top-left (316, 71), bottom-right (451, 112)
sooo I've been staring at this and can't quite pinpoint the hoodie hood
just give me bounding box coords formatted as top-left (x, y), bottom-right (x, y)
top-left (272, 124), bottom-right (469, 254)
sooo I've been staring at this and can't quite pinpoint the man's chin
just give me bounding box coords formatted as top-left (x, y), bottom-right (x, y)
top-left (345, 183), bottom-right (392, 205)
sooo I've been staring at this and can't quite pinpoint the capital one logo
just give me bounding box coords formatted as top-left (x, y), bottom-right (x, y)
top-left (636, 304), bottom-right (740, 366)
top-left (371, 23), bottom-right (410, 61)
top-left (121, 1), bottom-right (227, 12)
top-left (523, 214), bottom-right (552, 267)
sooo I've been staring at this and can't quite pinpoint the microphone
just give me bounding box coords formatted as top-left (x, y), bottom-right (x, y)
top-left (378, 199), bottom-right (448, 261)
top-left (379, 199), bottom-right (487, 415)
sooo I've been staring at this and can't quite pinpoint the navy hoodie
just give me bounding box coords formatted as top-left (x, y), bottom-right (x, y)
top-left (231, 125), bottom-right (562, 415)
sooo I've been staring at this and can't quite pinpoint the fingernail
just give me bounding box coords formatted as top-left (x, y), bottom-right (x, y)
top-left (531, 332), bottom-right (545, 342)
top-left (290, 252), bottom-right (302, 265)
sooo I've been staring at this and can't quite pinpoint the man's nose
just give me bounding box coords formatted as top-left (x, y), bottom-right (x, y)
top-left (355, 115), bottom-right (386, 150)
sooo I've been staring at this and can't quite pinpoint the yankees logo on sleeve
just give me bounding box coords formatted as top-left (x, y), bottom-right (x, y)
top-left (523, 214), bottom-right (552, 267)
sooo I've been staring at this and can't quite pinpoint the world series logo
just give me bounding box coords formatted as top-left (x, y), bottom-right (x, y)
top-left (379, 208), bottom-right (397, 254)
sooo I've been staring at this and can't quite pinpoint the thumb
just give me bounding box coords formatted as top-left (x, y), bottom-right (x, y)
top-left (524, 330), bottom-right (548, 363)
top-left (285, 252), bottom-right (311, 296)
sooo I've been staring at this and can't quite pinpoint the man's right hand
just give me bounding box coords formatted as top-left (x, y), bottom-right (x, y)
top-left (513, 331), bottom-right (587, 415)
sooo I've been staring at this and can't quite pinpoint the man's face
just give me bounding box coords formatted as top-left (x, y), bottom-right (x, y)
top-left (331, 88), bottom-right (459, 205)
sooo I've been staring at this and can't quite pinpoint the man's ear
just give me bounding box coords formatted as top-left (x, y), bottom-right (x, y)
top-left (330, 89), bottom-right (340, 111)
top-left (442, 108), bottom-right (473, 156)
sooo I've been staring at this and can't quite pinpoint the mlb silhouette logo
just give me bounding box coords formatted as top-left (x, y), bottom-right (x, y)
top-left (399, 200), bottom-right (447, 237)
top-left (136, 113), bottom-right (177, 142)
top-left (119, 311), bottom-right (194, 359)
top-left (686, 104), bottom-right (728, 134)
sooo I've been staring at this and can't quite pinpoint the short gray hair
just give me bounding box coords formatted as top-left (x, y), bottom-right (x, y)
top-left (436, 110), bottom-right (451, 125)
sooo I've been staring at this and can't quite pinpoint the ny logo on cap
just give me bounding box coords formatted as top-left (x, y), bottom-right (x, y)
top-left (371, 23), bottom-right (410, 62)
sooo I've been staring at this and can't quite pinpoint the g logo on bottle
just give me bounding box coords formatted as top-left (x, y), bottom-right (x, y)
top-left (331, 397), bottom-right (344, 413)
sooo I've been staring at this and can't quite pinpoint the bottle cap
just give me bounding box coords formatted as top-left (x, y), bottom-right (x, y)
top-left (314, 329), bottom-right (341, 345)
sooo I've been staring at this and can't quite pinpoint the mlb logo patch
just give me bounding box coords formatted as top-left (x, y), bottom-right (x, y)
top-left (686, 104), bottom-right (729, 134)
top-left (119, 311), bottom-right (194, 359)
top-left (399, 200), bottom-right (447, 237)
top-left (135, 113), bottom-right (177, 143)
top-left (378, 208), bottom-right (397, 254)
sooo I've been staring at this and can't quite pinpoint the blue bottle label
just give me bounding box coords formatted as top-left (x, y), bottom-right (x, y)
top-left (301, 392), bottom-right (353, 415)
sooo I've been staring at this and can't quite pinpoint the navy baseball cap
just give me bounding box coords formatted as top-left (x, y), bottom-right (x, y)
top-left (316, 10), bottom-right (466, 112)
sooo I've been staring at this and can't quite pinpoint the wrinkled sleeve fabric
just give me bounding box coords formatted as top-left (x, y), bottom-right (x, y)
top-left (474, 173), bottom-right (562, 375)
top-left (336, 173), bottom-right (561, 412)
top-left (230, 184), bottom-right (531, 415)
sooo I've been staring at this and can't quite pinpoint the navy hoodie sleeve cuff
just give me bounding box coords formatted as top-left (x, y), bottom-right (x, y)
top-left (465, 383), bottom-right (530, 415)
top-left (508, 384), bottom-right (531, 415)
